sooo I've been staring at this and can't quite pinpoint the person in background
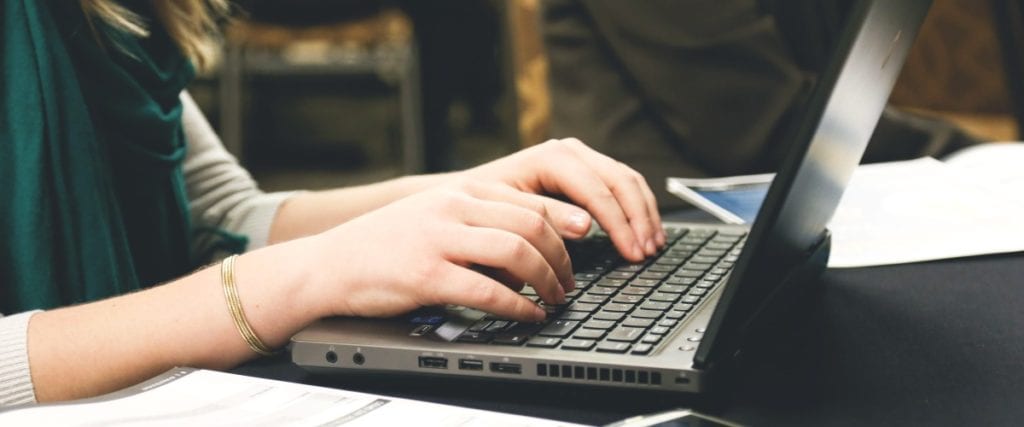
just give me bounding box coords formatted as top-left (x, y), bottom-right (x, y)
top-left (543, 0), bottom-right (978, 209)
top-left (0, 0), bottom-right (662, 406)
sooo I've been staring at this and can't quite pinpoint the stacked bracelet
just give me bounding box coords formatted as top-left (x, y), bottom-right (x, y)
top-left (221, 254), bottom-right (276, 356)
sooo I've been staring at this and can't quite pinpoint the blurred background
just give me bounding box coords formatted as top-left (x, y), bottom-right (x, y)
top-left (186, 0), bottom-right (1023, 198)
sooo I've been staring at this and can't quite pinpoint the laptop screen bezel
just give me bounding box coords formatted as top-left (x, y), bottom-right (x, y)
top-left (693, 0), bottom-right (933, 369)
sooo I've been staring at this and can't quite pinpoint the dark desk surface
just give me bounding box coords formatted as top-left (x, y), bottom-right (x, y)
top-left (235, 252), bottom-right (1024, 426)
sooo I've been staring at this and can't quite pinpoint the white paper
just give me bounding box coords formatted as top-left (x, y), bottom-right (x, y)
top-left (0, 369), bottom-right (584, 427)
top-left (828, 156), bottom-right (1024, 267)
top-left (667, 144), bottom-right (1024, 268)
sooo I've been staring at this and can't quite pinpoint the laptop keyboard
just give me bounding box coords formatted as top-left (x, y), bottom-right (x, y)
top-left (455, 226), bottom-right (747, 356)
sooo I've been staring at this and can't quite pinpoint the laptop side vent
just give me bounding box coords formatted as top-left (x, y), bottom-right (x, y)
top-left (536, 363), bottom-right (661, 385)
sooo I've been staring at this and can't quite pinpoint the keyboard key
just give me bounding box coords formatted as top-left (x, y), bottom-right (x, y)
top-left (627, 278), bottom-right (661, 288)
top-left (705, 242), bottom-right (733, 250)
top-left (658, 284), bottom-right (687, 294)
top-left (631, 343), bottom-right (654, 355)
top-left (582, 319), bottom-right (616, 330)
top-left (639, 271), bottom-right (669, 281)
top-left (717, 229), bottom-right (747, 237)
top-left (694, 280), bottom-right (716, 289)
top-left (650, 326), bottom-right (670, 335)
top-left (567, 302), bottom-right (600, 313)
top-left (593, 311), bottom-right (625, 322)
top-left (562, 338), bottom-right (596, 351)
top-left (658, 319), bottom-right (678, 328)
top-left (645, 264), bottom-right (675, 273)
top-left (640, 301), bottom-right (671, 311)
top-left (575, 272), bottom-right (601, 282)
top-left (589, 286), bottom-right (616, 296)
top-left (665, 310), bottom-right (688, 320)
top-left (596, 341), bottom-right (631, 353)
top-left (650, 292), bottom-right (679, 303)
top-left (573, 328), bottom-right (606, 340)
top-left (604, 303), bottom-right (635, 312)
top-left (606, 326), bottom-right (646, 342)
top-left (492, 323), bottom-right (540, 345)
top-left (622, 317), bottom-right (655, 328)
top-left (631, 309), bottom-right (663, 319)
top-left (578, 294), bottom-right (609, 305)
top-left (666, 276), bottom-right (697, 286)
top-left (612, 295), bottom-right (644, 305)
top-left (538, 320), bottom-right (580, 338)
top-left (468, 320), bottom-right (492, 332)
top-left (605, 271), bottom-right (635, 280)
top-left (620, 286), bottom-right (652, 297)
top-left (457, 331), bottom-right (492, 343)
top-left (595, 278), bottom-right (627, 288)
top-left (699, 249), bottom-right (728, 257)
top-left (484, 320), bottom-right (513, 333)
top-left (641, 334), bottom-right (662, 344)
top-left (655, 257), bottom-right (685, 266)
top-left (673, 303), bottom-right (694, 312)
top-left (527, 337), bottom-right (562, 348)
top-left (681, 296), bottom-right (701, 304)
top-left (675, 269), bottom-right (705, 278)
top-left (615, 264), bottom-right (645, 273)
top-left (556, 311), bottom-right (589, 321)
top-left (688, 288), bottom-right (708, 297)
top-left (492, 334), bottom-right (528, 345)
top-left (691, 255), bottom-right (720, 264)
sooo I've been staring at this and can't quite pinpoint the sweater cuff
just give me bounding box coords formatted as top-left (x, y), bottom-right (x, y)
top-left (236, 191), bottom-right (302, 251)
top-left (0, 311), bottom-right (40, 407)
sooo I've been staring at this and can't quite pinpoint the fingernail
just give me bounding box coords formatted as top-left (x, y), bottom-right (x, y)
top-left (566, 277), bottom-right (577, 292)
top-left (632, 242), bottom-right (644, 259)
top-left (645, 239), bottom-right (657, 255)
top-left (567, 210), bottom-right (591, 234)
top-left (533, 306), bottom-right (547, 321)
top-left (657, 231), bottom-right (667, 246)
top-left (556, 286), bottom-right (567, 304)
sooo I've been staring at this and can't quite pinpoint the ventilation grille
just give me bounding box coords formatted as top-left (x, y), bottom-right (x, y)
top-left (536, 363), bottom-right (662, 385)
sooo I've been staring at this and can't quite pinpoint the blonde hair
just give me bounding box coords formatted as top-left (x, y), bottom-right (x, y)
top-left (79, 0), bottom-right (230, 71)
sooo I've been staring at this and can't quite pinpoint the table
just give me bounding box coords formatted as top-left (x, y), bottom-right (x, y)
top-left (234, 252), bottom-right (1024, 426)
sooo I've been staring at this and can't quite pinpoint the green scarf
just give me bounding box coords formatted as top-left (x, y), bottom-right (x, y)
top-left (1, 0), bottom-right (196, 312)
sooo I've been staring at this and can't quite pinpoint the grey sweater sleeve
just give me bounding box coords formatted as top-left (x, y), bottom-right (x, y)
top-left (0, 311), bottom-right (40, 406)
top-left (180, 91), bottom-right (299, 260)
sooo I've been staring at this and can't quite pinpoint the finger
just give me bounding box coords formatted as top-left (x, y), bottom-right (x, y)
top-left (459, 199), bottom-right (574, 292)
top-left (563, 141), bottom-right (662, 255)
top-left (429, 264), bottom-right (546, 322)
top-left (531, 149), bottom-right (646, 262)
top-left (444, 224), bottom-right (567, 305)
top-left (460, 182), bottom-right (593, 239)
top-left (637, 175), bottom-right (667, 246)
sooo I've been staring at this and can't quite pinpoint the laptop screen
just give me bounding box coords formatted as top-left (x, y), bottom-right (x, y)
top-left (695, 0), bottom-right (933, 367)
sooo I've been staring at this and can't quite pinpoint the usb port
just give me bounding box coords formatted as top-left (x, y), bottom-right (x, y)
top-left (418, 356), bottom-right (448, 369)
top-left (458, 359), bottom-right (484, 370)
top-left (490, 362), bottom-right (522, 374)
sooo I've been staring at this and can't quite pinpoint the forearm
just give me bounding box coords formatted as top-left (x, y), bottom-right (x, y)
top-left (268, 172), bottom-right (454, 244)
top-left (27, 237), bottom-right (323, 402)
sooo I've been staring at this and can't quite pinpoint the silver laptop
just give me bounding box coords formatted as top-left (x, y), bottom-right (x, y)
top-left (291, 0), bottom-right (932, 392)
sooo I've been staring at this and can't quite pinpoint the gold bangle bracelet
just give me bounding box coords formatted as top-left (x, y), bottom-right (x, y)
top-left (221, 254), bottom-right (276, 356)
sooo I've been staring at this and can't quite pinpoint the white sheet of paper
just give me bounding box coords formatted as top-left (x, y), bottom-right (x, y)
top-left (667, 144), bottom-right (1024, 268)
top-left (828, 155), bottom-right (1024, 267)
top-left (0, 369), bottom-right (584, 427)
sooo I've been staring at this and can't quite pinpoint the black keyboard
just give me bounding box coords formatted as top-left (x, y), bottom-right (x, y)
top-left (455, 226), bottom-right (747, 355)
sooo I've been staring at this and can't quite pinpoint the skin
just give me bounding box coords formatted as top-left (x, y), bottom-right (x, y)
top-left (27, 138), bottom-right (664, 402)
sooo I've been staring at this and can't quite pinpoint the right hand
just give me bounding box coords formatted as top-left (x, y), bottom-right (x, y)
top-left (300, 181), bottom-right (579, 322)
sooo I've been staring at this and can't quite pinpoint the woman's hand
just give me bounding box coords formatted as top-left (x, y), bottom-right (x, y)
top-left (302, 182), bottom-right (579, 322)
top-left (464, 138), bottom-right (664, 262)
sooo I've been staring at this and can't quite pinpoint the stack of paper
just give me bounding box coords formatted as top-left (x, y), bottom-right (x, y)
top-left (669, 143), bottom-right (1024, 268)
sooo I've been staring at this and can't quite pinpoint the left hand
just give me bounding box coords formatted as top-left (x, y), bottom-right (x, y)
top-left (461, 138), bottom-right (665, 262)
